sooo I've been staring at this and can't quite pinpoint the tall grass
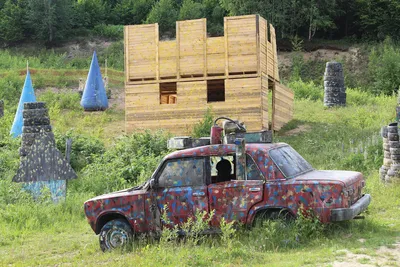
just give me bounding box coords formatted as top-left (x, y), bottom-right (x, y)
top-left (0, 80), bottom-right (399, 266)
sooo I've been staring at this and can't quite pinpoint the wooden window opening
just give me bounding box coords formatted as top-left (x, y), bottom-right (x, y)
top-left (207, 80), bottom-right (225, 102)
top-left (160, 82), bottom-right (177, 104)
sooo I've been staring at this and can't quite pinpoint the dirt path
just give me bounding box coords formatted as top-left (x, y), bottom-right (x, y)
top-left (332, 241), bottom-right (400, 266)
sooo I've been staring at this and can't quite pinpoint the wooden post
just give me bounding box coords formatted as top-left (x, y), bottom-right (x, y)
top-left (65, 138), bottom-right (72, 163)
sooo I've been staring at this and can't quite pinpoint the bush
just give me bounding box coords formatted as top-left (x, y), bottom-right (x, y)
top-left (38, 91), bottom-right (81, 110)
top-left (70, 130), bottom-right (170, 195)
top-left (55, 130), bottom-right (105, 172)
top-left (287, 80), bottom-right (323, 101)
top-left (93, 24), bottom-right (124, 40)
top-left (368, 38), bottom-right (400, 95)
top-left (192, 107), bottom-right (213, 138)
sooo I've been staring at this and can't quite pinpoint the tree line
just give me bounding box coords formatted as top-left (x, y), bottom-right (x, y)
top-left (0, 0), bottom-right (400, 46)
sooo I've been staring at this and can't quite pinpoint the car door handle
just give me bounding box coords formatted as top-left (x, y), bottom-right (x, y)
top-left (193, 192), bottom-right (206, 197)
top-left (249, 187), bottom-right (261, 192)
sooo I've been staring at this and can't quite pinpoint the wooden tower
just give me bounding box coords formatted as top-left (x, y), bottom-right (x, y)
top-left (124, 15), bottom-right (294, 134)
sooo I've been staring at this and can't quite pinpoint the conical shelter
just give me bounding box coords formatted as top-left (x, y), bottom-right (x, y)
top-left (80, 51), bottom-right (108, 111)
top-left (10, 70), bottom-right (36, 137)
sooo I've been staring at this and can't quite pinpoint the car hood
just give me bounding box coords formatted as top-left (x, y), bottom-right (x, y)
top-left (294, 170), bottom-right (363, 187)
top-left (86, 187), bottom-right (147, 202)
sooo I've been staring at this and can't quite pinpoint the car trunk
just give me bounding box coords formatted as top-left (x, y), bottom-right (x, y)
top-left (295, 170), bottom-right (365, 207)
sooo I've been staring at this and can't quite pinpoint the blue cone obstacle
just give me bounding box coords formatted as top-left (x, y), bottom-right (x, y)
top-left (80, 51), bottom-right (109, 111)
top-left (10, 70), bottom-right (36, 137)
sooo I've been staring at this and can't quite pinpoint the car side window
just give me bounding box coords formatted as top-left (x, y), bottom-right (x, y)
top-left (246, 155), bottom-right (264, 180)
top-left (158, 158), bottom-right (205, 187)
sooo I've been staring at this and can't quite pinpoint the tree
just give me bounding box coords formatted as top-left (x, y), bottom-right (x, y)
top-left (0, 0), bottom-right (25, 43)
top-left (356, 0), bottom-right (400, 40)
top-left (301, 0), bottom-right (337, 40)
top-left (203, 0), bottom-right (226, 36)
top-left (26, 0), bottom-right (73, 44)
top-left (111, 0), bottom-right (155, 25)
top-left (73, 0), bottom-right (106, 29)
top-left (178, 0), bottom-right (204, 21)
top-left (145, 0), bottom-right (178, 37)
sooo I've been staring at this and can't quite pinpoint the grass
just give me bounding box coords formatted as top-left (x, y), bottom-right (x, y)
top-left (0, 84), bottom-right (400, 266)
top-left (0, 45), bottom-right (398, 267)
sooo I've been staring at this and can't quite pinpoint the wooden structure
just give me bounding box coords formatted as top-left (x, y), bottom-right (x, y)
top-left (124, 15), bottom-right (294, 134)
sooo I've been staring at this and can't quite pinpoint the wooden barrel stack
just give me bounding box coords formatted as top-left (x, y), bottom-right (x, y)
top-left (324, 61), bottom-right (346, 107)
top-left (20, 102), bottom-right (53, 157)
top-left (380, 123), bottom-right (400, 182)
top-left (0, 100), bottom-right (3, 118)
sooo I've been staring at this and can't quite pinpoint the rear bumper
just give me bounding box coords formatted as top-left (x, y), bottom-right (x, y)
top-left (331, 194), bottom-right (371, 222)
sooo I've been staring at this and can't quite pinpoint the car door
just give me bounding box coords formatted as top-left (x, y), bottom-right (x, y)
top-left (155, 157), bottom-right (209, 228)
top-left (208, 155), bottom-right (264, 226)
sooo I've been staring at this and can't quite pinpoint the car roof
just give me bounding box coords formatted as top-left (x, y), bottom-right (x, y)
top-left (164, 142), bottom-right (287, 160)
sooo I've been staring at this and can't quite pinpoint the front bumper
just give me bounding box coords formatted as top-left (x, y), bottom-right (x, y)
top-left (331, 194), bottom-right (371, 221)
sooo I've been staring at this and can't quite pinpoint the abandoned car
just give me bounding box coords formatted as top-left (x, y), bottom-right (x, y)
top-left (84, 119), bottom-right (371, 251)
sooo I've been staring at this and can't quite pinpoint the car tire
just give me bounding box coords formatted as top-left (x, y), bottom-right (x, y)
top-left (388, 133), bottom-right (399, 141)
top-left (99, 219), bottom-right (133, 252)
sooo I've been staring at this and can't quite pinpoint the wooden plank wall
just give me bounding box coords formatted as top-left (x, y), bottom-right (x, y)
top-left (273, 83), bottom-right (294, 131)
top-left (261, 74), bottom-right (269, 129)
top-left (124, 16), bottom-right (293, 135)
top-left (270, 25), bottom-right (280, 81)
top-left (125, 78), bottom-right (262, 134)
top-left (259, 17), bottom-right (268, 78)
top-left (159, 41), bottom-right (177, 78)
top-left (178, 19), bottom-right (206, 77)
top-left (125, 24), bottom-right (158, 82)
top-left (207, 37), bottom-right (225, 75)
top-left (124, 15), bottom-right (281, 83)
top-left (225, 15), bottom-right (258, 74)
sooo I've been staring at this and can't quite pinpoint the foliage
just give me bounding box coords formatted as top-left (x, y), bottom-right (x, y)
top-left (26, 0), bottom-right (73, 44)
top-left (71, 131), bottom-right (170, 195)
top-left (55, 130), bottom-right (105, 172)
top-left (287, 80), bottom-right (323, 101)
top-left (192, 107), bottom-right (214, 138)
top-left (93, 24), bottom-right (124, 40)
top-left (368, 38), bottom-right (400, 95)
top-left (73, 0), bottom-right (106, 29)
top-left (145, 0), bottom-right (178, 37)
top-left (0, 0), bottom-right (398, 44)
top-left (178, 0), bottom-right (205, 21)
top-left (0, 80), bottom-right (400, 265)
top-left (356, 0), bottom-right (400, 40)
top-left (111, 0), bottom-right (155, 25)
top-left (0, 0), bottom-right (25, 43)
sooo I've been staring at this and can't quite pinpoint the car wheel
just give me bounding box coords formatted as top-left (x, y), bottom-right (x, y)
top-left (99, 219), bottom-right (133, 252)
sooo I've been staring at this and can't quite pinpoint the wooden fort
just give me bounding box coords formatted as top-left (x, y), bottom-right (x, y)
top-left (124, 15), bottom-right (294, 134)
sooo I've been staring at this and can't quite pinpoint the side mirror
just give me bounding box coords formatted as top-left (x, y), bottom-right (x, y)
top-left (149, 178), bottom-right (156, 189)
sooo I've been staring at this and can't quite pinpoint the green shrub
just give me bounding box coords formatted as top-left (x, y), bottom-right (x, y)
top-left (55, 130), bottom-right (105, 172)
top-left (368, 38), bottom-right (400, 95)
top-left (98, 41), bottom-right (124, 71)
top-left (93, 24), bottom-right (124, 40)
top-left (287, 80), bottom-right (323, 101)
top-left (192, 107), bottom-right (213, 138)
top-left (38, 91), bottom-right (81, 110)
top-left (70, 130), bottom-right (170, 195)
top-left (0, 72), bottom-right (24, 105)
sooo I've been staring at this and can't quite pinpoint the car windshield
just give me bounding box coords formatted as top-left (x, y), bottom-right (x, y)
top-left (269, 146), bottom-right (313, 179)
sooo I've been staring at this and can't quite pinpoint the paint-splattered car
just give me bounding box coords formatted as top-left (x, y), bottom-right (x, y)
top-left (84, 141), bottom-right (371, 251)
